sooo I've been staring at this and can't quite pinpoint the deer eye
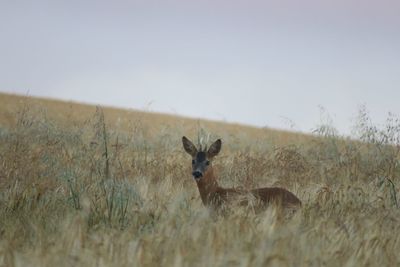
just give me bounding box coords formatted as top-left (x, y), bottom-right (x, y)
top-left (206, 161), bottom-right (210, 166)
top-left (192, 160), bottom-right (195, 165)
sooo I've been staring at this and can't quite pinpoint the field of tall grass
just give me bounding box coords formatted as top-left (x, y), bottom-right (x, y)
top-left (0, 93), bottom-right (399, 267)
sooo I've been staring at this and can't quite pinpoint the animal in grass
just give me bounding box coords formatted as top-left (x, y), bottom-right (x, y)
top-left (182, 136), bottom-right (302, 212)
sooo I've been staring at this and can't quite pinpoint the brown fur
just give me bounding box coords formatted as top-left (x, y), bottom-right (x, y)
top-left (183, 136), bottom-right (301, 212)
top-left (196, 164), bottom-right (302, 211)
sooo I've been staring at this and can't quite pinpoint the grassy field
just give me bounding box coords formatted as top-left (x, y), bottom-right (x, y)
top-left (0, 92), bottom-right (399, 267)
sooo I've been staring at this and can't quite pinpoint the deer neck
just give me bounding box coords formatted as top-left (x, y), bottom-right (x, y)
top-left (196, 167), bottom-right (219, 206)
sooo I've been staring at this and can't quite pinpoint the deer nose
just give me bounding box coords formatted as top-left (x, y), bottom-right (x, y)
top-left (192, 171), bottom-right (203, 179)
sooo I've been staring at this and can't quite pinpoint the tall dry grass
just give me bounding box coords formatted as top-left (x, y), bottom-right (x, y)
top-left (0, 94), bottom-right (399, 266)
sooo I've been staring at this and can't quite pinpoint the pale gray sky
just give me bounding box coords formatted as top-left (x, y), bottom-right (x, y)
top-left (1, 0), bottom-right (400, 135)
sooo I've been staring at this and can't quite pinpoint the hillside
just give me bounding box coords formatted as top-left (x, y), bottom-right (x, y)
top-left (0, 92), bottom-right (311, 145)
top-left (0, 92), bottom-right (399, 267)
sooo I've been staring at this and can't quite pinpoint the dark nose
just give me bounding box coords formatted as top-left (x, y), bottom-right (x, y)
top-left (192, 171), bottom-right (203, 179)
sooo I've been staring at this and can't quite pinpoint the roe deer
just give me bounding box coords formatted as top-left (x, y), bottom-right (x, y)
top-left (182, 136), bottom-right (301, 212)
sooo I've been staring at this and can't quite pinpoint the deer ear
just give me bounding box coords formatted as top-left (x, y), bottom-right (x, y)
top-left (182, 136), bottom-right (197, 157)
top-left (207, 139), bottom-right (221, 158)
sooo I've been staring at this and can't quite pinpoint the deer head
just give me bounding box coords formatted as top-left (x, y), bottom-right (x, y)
top-left (182, 136), bottom-right (221, 181)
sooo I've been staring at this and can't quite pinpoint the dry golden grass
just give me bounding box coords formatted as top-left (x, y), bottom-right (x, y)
top-left (0, 92), bottom-right (399, 267)
top-left (0, 93), bottom-right (312, 145)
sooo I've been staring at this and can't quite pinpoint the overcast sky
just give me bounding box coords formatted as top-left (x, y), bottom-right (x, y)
top-left (1, 0), bottom-right (400, 136)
